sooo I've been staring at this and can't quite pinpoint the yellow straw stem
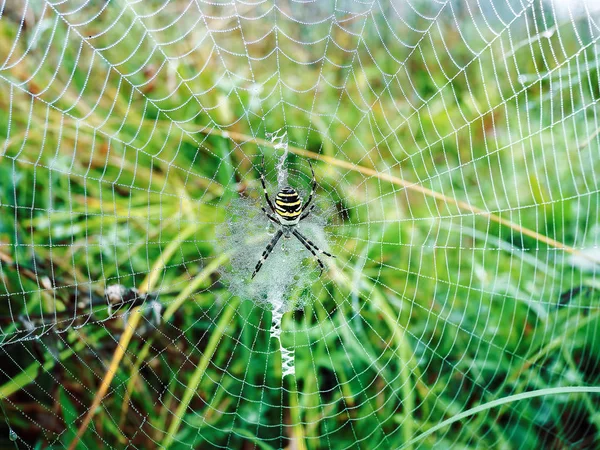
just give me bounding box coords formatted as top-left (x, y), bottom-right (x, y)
top-left (205, 129), bottom-right (597, 264)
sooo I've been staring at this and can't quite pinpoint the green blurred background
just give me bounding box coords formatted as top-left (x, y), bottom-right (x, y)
top-left (0, 0), bottom-right (599, 448)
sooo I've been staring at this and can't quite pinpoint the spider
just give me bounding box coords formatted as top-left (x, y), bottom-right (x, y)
top-left (252, 156), bottom-right (335, 279)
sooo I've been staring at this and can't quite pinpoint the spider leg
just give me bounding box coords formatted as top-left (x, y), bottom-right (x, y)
top-left (291, 229), bottom-right (326, 275)
top-left (303, 237), bottom-right (336, 258)
top-left (261, 207), bottom-right (279, 225)
top-left (293, 229), bottom-right (335, 258)
top-left (252, 229), bottom-right (283, 279)
top-left (260, 155), bottom-right (277, 214)
top-left (298, 204), bottom-right (315, 222)
top-left (300, 159), bottom-right (317, 214)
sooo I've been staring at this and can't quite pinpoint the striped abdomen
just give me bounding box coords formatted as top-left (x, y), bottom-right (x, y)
top-left (275, 187), bottom-right (303, 222)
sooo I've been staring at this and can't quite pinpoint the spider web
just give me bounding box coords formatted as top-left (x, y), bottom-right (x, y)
top-left (1, 0), bottom-right (600, 448)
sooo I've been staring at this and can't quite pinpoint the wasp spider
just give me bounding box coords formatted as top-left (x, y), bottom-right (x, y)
top-left (252, 156), bottom-right (335, 279)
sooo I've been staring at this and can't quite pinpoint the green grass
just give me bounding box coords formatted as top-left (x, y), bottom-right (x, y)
top-left (0, 2), bottom-right (599, 449)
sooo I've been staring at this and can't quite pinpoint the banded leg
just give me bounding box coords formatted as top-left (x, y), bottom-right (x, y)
top-left (252, 229), bottom-right (283, 279)
top-left (294, 229), bottom-right (335, 258)
top-left (291, 229), bottom-right (325, 275)
top-left (298, 204), bottom-right (315, 222)
top-left (300, 159), bottom-right (317, 214)
top-left (260, 155), bottom-right (277, 214)
top-left (261, 207), bottom-right (279, 225)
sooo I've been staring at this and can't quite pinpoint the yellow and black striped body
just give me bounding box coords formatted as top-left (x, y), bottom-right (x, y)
top-left (274, 187), bottom-right (303, 224)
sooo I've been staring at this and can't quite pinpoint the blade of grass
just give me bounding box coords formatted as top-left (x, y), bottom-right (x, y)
top-left (68, 308), bottom-right (144, 450)
top-left (508, 311), bottom-right (600, 384)
top-left (120, 253), bottom-right (229, 430)
top-left (578, 125), bottom-right (600, 150)
top-left (287, 376), bottom-right (307, 450)
top-left (162, 253), bottom-right (230, 322)
top-left (0, 329), bottom-right (106, 399)
top-left (68, 224), bottom-right (198, 450)
top-left (497, 310), bottom-right (600, 420)
top-left (138, 224), bottom-right (199, 295)
top-left (370, 288), bottom-right (414, 449)
top-left (335, 222), bottom-right (418, 446)
top-left (401, 386), bottom-right (600, 449)
top-left (231, 427), bottom-right (277, 450)
top-left (162, 297), bottom-right (239, 449)
top-left (561, 346), bottom-right (600, 429)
